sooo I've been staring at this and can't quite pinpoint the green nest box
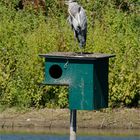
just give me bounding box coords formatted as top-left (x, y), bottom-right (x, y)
top-left (40, 52), bottom-right (115, 110)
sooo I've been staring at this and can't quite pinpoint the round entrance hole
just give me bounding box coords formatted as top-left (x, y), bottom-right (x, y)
top-left (49, 65), bottom-right (62, 79)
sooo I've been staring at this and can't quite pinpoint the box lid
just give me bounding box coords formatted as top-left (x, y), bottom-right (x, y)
top-left (39, 52), bottom-right (115, 61)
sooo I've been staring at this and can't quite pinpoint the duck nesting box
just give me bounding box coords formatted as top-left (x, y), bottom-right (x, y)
top-left (40, 52), bottom-right (115, 110)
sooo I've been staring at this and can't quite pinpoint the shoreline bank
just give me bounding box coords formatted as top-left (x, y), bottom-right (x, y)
top-left (0, 108), bottom-right (139, 135)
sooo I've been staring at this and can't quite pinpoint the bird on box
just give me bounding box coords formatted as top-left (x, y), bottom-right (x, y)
top-left (65, 0), bottom-right (87, 52)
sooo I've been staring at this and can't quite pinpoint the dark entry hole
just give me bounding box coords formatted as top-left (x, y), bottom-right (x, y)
top-left (49, 65), bottom-right (62, 79)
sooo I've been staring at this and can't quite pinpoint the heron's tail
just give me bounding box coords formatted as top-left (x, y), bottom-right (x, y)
top-left (77, 31), bottom-right (86, 48)
top-left (79, 40), bottom-right (86, 48)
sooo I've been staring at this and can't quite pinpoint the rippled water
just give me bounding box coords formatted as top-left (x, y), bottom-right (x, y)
top-left (0, 128), bottom-right (139, 140)
top-left (0, 134), bottom-right (139, 140)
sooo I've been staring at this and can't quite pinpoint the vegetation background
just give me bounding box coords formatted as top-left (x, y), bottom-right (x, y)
top-left (0, 0), bottom-right (139, 109)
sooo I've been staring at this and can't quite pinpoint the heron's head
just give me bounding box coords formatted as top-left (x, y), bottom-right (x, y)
top-left (65, 0), bottom-right (76, 5)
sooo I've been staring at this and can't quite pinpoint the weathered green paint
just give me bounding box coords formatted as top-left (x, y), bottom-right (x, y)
top-left (40, 52), bottom-right (114, 110)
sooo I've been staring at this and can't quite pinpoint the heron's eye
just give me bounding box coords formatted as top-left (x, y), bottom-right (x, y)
top-left (78, 7), bottom-right (81, 12)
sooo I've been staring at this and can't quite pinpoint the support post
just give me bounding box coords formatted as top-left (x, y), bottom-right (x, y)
top-left (70, 110), bottom-right (77, 140)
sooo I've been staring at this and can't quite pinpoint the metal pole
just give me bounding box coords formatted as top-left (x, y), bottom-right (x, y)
top-left (70, 110), bottom-right (77, 140)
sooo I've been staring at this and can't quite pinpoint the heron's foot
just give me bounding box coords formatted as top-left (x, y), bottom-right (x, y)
top-left (80, 47), bottom-right (84, 55)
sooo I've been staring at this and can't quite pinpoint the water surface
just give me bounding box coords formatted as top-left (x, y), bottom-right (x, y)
top-left (0, 134), bottom-right (139, 140)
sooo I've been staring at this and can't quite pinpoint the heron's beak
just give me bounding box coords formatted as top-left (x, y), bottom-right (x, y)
top-left (65, 1), bottom-right (69, 5)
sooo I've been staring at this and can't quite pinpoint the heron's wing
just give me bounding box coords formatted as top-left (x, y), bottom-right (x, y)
top-left (68, 3), bottom-right (87, 48)
top-left (68, 3), bottom-right (81, 28)
top-left (68, 5), bottom-right (87, 30)
top-left (78, 7), bottom-right (87, 30)
top-left (75, 7), bottom-right (87, 48)
top-left (68, 11), bottom-right (79, 29)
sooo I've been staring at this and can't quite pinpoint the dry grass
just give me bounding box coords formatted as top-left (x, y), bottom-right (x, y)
top-left (0, 108), bottom-right (139, 131)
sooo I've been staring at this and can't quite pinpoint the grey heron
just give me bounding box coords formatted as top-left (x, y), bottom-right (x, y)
top-left (65, 0), bottom-right (87, 51)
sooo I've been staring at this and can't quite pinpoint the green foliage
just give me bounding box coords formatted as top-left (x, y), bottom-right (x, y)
top-left (0, 3), bottom-right (44, 107)
top-left (0, 0), bottom-right (139, 108)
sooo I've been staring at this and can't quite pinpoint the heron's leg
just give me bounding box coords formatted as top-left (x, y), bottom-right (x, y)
top-left (79, 47), bottom-right (83, 55)
top-left (80, 45), bottom-right (86, 55)
top-left (73, 31), bottom-right (77, 42)
top-left (73, 31), bottom-right (77, 51)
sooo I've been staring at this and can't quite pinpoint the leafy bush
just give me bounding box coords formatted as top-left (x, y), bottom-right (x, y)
top-left (80, 0), bottom-right (139, 107)
top-left (0, 0), bottom-right (139, 108)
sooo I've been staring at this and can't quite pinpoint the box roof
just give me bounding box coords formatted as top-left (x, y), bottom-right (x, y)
top-left (39, 52), bottom-right (115, 60)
